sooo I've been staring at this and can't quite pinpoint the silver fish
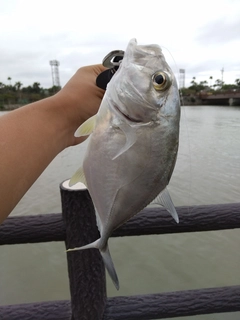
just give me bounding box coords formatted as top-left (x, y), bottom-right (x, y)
top-left (68, 38), bottom-right (180, 290)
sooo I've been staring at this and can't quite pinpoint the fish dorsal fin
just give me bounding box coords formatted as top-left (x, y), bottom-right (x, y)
top-left (74, 115), bottom-right (97, 137)
top-left (69, 166), bottom-right (87, 187)
top-left (151, 188), bottom-right (179, 223)
top-left (112, 123), bottom-right (137, 160)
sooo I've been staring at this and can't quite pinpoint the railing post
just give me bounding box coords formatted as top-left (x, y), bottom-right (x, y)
top-left (60, 180), bottom-right (106, 320)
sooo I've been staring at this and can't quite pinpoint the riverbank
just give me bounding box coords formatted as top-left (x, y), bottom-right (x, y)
top-left (1, 98), bottom-right (240, 110)
top-left (182, 92), bottom-right (240, 106)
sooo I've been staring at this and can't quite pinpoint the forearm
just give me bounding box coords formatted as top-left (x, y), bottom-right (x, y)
top-left (0, 64), bottom-right (106, 223)
top-left (0, 96), bottom-right (81, 223)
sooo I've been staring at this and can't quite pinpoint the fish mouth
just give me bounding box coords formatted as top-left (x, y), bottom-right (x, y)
top-left (113, 104), bottom-right (142, 123)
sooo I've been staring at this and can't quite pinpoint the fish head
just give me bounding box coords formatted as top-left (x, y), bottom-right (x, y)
top-left (107, 38), bottom-right (180, 124)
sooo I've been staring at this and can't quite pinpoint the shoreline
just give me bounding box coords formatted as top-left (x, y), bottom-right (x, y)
top-left (1, 102), bottom-right (240, 112)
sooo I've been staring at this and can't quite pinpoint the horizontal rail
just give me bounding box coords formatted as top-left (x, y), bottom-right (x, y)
top-left (1, 187), bottom-right (240, 320)
top-left (0, 213), bottom-right (65, 245)
top-left (1, 203), bottom-right (240, 245)
top-left (0, 285), bottom-right (240, 320)
top-left (104, 285), bottom-right (240, 320)
top-left (0, 300), bottom-right (70, 320)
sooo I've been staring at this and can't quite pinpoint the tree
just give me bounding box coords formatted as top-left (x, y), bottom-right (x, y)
top-left (191, 77), bottom-right (196, 85)
top-left (235, 79), bottom-right (240, 88)
top-left (48, 85), bottom-right (61, 94)
top-left (14, 81), bottom-right (23, 91)
top-left (199, 80), bottom-right (208, 86)
top-left (188, 77), bottom-right (209, 93)
top-left (213, 79), bottom-right (224, 90)
top-left (222, 84), bottom-right (237, 91)
top-left (32, 82), bottom-right (41, 94)
top-left (14, 81), bottom-right (23, 100)
top-left (209, 76), bottom-right (213, 87)
top-left (22, 86), bottom-right (33, 94)
top-left (7, 77), bottom-right (12, 86)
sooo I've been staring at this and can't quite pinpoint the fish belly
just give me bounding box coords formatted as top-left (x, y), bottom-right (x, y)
top-left (83, 118), bottom-right (178, 235)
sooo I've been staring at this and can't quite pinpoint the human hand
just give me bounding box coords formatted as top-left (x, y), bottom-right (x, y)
top-left (54, 64), bottom-right (107, 146)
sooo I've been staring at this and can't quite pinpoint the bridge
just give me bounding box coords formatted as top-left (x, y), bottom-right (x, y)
top-left (200, 91), bottom-right (240, 106)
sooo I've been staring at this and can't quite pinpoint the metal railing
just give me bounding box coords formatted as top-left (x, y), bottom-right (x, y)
top-left (0, 184), bottom-right (240, 320)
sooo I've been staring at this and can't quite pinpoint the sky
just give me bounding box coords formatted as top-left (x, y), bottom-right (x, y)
top-left (0, 0), bottom-right (239, 89)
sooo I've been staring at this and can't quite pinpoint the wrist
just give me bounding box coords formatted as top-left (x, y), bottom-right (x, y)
top-left (44, 94), bottom-right (76, 148)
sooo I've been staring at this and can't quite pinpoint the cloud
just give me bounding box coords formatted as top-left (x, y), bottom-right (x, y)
top-left (197, 18), bottom-right (240, 45)
top-left (0, 0), bottom-right (240, 88)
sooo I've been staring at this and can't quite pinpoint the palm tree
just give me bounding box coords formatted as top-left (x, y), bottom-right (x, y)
top-left (191, 77), bottom-right (197, 85)
top-left (200, 80), bottom-right (208, 86)
top-left (32, 82), bottom-right (41, 93)
top-left (14, 81), bottom-right (23, 100)
top-left (14, 81), bottom-right (23, 91)
top-left (235, 79), bottom-right (240, 88)
top-left (209, 76), bottom-right (213, 87)
top-left (7, 77), bottom-right (12, 86)
top-left (214, 79), bottom-right (224, 90)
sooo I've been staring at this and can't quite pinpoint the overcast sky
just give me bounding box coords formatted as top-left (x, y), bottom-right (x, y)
top-left (0, 0), bottom-right (239, 88)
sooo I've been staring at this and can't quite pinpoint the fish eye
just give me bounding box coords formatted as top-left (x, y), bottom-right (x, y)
top-left (152, 71), bottom-right (171, 91)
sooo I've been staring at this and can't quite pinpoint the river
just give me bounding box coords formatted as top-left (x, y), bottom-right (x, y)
top-left (0, 106), bottom-right (240, 320)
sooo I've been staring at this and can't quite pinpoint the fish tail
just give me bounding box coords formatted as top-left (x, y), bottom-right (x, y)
top-left (100, 243), bottom-right (119, 290)
top-left (66, 239), bottom-right (119, 290)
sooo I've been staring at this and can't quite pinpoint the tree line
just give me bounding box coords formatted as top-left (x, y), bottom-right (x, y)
top-left (0, 77), bottom-right (60, 109)
top-left (181, 77), bottom-right (240, 96)
top-left (1, 75), bottom-right (240, 109)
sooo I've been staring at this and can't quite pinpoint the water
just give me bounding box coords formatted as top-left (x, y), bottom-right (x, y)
top-left (0, 106), bottom-right (240, 319)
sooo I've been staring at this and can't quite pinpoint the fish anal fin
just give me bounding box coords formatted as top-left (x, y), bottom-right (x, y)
top-left (112, 123), bottom-right (137, 160)
top-left (74, 114), bottom-right (97, 137)
top-left (151, 188), bottom-right (179, 223)
top-left (69, 167), bottom-right (87, 187)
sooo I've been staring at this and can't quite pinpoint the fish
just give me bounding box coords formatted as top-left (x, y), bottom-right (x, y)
top-left (67, 38), bottom-right (181, 290)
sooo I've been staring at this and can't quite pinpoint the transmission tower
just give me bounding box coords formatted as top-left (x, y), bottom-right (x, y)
top-left (179, 69), bottom-right (185, 88)
top-left (221, 67), bottom-right (224, 84)
top-left (49, 60), bottom-right (60, 87)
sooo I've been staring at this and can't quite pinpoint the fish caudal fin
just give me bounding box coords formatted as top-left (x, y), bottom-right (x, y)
top-left (151, 188), bottom-right (179, 223)
top-left (66, 239), bottom-right (119, 290)
top-left (100, 244), bottom-right (119, 290)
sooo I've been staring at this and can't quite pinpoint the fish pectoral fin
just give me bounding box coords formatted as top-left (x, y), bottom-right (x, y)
top-left (69, 166), bottom-right (87, 187)
top-left (112, 123), bottom-right (137, 160)
top-left (74, 114), bottom-right (97, 137)
top-left (151, 188), bottom-right (179, 223)
top-left (100, 244), bottom-right (119, 290)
